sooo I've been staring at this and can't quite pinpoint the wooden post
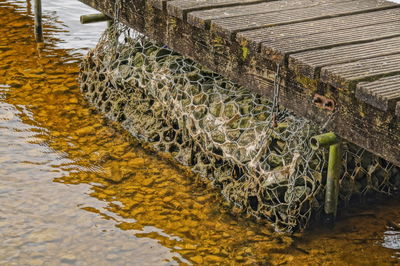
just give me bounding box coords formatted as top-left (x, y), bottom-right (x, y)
top-left (34, 0), bottom-right (43, 42)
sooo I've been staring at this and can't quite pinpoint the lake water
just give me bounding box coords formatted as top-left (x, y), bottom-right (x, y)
top-left (0, 0), bottom-right (399, 265)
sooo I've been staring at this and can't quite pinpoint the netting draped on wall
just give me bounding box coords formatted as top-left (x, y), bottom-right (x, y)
top-left (79, 23), bottom-right (400, 231)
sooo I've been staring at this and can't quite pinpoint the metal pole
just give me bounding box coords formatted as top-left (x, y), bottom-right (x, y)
top-left (34, 0), bottom-right (43, 42)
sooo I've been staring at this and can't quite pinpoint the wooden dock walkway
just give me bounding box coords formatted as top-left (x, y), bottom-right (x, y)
top-left (79, 0), bottom-right (400, 166)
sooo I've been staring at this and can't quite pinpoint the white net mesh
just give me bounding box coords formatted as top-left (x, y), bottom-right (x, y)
top-left (79, 23), bottom-right (400, 231)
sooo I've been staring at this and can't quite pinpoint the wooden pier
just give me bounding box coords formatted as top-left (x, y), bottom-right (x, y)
top-left (79, 0), bottom-right (400, 167)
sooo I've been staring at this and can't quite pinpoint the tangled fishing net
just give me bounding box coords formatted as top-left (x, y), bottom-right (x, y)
top-left (79, 23), bottom-right (400, 231)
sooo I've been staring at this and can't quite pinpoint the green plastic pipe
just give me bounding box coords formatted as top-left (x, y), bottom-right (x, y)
top-left (324, 142), bottom-right (342, 220)
top-left (310, 132), bottom-right (339, 150)
top-left (310, 132), bottom-right (342, 226)
top-left (80, 13), bottom-right (111, 24)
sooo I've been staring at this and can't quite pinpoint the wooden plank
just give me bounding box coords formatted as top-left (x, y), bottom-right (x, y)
top-left (263, 21), bottom-right (400, 66)
top-left (320, 54), bottom-right (400, 89)
top-left (210, 0), bottom-right (398, 39)
top-left (237, 8), bottom-right (400, 49)
top-left (289, 37), bottom-right (400, 79)
top-left (355, 75), bottom-right (400, 112)
top-left (187, 0), bottom-right (350, 29)
top-left (166, 0), bottom-right (265, 20)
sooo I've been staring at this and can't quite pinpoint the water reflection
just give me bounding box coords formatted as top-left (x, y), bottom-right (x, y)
top-left (383, 231), bottom-right (400, 250)
top-left (0, 0), bottom-right (399, 265)
top-left (0, 1), bottom-right (283, 264)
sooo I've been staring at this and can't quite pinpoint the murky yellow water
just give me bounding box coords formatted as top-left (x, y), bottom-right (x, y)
top-left (1, 0), bottom-right (399, 265)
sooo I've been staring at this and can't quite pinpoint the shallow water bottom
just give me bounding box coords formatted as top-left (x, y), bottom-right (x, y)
top-left (0, 0), bottom-right (399, 265)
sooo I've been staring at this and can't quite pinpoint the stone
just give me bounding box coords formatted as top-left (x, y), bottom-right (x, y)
top-left (60, 254), bottom-right (77, 264)
top-left (190, 256), bottom-right (203, 264)
top-left (211, 131), bottom-right (225, 144)
top-left (284, 186), bottom-right (311, 203)
top-left (223, 102), bottom-right (238, 119)
top-left (75, 126), bottom-right (93, 136)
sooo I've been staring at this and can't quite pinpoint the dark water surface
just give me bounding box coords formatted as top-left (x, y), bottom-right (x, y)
top-left (0, 0), bottom-right (400, 265)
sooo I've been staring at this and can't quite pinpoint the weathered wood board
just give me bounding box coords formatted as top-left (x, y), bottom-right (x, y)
top-left (167, 0), bottom-right (267, 20)
top-left (209, 0), bottom-right (398, 38)
top-left (321, 53), bottom-right (400, 89)
top-left (78, 0), bottom-right (400, 166)
top-left (356, 75), bottom-right (400, 112)
top-left (187, 0), bottom-right (349, 29)
top-left (237, 8), bottom-right (400, 46)
top-left (289, 37), bottom-right (400, 79)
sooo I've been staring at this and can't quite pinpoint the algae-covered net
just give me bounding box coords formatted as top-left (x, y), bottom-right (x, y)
top-left (79, 23), bottom-right (400, 231)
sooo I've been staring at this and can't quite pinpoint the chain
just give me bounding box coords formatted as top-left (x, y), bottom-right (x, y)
top-left (270, 63), bottom-right (281, 128)
top-left (113, 0), bottom-right (122, 23)
top-left (321, 108), bottom-right (338, 130)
